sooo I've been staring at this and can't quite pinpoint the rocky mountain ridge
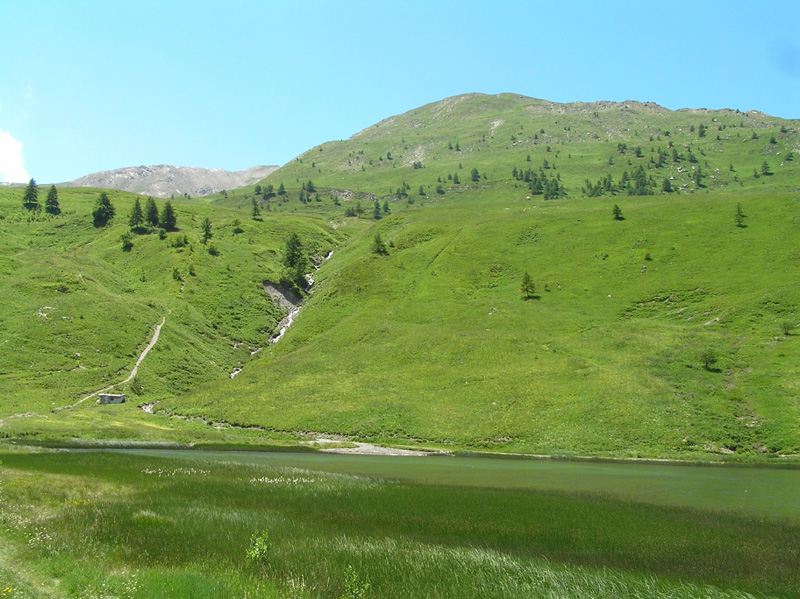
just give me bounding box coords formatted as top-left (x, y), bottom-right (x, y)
top-left (66, 164), bottom-right (278, 198)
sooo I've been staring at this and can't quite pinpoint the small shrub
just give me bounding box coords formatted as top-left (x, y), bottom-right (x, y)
top-left (170, 234), bottom-right (189, 248)
top-left (120, 233), bottom-right (133, 252)
top-left (246, 530), bottom-right (271, 573)
top-left (207, 244), bottom-right (220, 256)
top-left (781, 320), bottom-right (793, 336)
top-left (701, 348), bottom-right (718, 371)
top-left (372, 234), bottom-right (388, 256)
top-left (341, 565), bottom-right (369, 599)
top-left (158, 228), bottom-right (167, 240)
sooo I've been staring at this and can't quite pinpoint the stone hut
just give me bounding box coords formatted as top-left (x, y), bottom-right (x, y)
top-left (97, 393), bottom-right (126, 405)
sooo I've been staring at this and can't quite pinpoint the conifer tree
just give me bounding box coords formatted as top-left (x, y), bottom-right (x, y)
top-left (201, 217), bottom-right (212, 244)
top-left (145, 197), bottom-right (159, 227)
top-left (283, 233), bottom-right (304, 268)
top-left (160, 200), bottom-right (177, 231)
top-left (92, 192), bottom-right (115, 227)
top-left (372, 233), bottom-right (388, 255)
top-left (735, 203), bottom-right (746, 228)
top-left (45, 185), bottom-right (60, 215)
top-left (128, 198), bottom-right (144, 230)
top-left (22, 178), bottom-right (39, 210)
top-left (520, 272), bottom-right (536, 299)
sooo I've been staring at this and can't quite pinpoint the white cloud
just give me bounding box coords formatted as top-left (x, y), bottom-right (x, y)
top-left (0, 129), bottom-right (30, 183)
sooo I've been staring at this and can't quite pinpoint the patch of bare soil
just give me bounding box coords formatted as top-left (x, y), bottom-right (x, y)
top-left (314, 438), bottom-right (446, 456)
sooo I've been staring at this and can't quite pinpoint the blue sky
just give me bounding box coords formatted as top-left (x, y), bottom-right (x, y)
top-left (1, 0), bottom-right (798, 183)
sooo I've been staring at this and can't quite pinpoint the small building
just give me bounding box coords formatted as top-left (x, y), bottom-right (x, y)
top-left (98, 393), bottom-right (126, 405)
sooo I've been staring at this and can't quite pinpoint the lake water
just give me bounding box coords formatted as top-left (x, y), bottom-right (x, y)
top-left (113, 449), bottom-right (800, 522)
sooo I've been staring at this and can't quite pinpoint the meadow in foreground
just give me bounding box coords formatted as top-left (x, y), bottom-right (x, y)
top-left (1, 447), bottom-right (798, 599)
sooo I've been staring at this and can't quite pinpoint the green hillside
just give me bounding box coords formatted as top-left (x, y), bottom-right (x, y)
top-left (167, 187), bottom-right (800, 458)
top-left (2, 93), bottom-right (799, 459)
top-left (263, 93), bottom-right (800, 203)
top-left (0, 186), bottom-right (345, 433)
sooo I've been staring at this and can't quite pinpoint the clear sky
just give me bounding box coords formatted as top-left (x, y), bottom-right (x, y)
top-left (1, 0), bottom-right (798, 183)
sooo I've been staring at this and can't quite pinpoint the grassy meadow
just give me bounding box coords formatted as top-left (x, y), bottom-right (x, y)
top-left (1, 447), bottom-right (799, 599)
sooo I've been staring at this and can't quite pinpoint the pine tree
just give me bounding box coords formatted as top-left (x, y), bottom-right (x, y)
top-left (735, 203), bottom-right (746, 228)
top-left (92, 192), bottom-right (115, 227)
top-left (160, 200), bottom-right (177, 231)
top-left (372, 233), bottom-right (388, 255)
top-left (471, 168), bottom-right (480, 182)
top-left (292, 260), bottom-right (308, 290)
top-left (145, 197), bottom-right (159, 227)
top-left (45, 185), bottom-right (60, 215)
top-left (128, 198), bottom-right (144, 230)
top-left (201, 217), bottom-right (212, 244)
top-left (613, 204), bottom-right (624, 220)
top-left (520, 272), bottom-right (536, 299)
top-left (251, 197), bottom-right (261, 219)
top-left (22, 178), bottom-right (39, 210)
top-left (689, 166), bottom-right (700, 187)
top-left (284, 233), bottom-right (303, 268)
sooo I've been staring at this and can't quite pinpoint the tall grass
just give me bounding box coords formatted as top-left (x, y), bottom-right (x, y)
top-left (1, 449), bottom-right (797, 598)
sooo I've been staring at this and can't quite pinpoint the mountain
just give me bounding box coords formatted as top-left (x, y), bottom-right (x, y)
top-left (66, 164), bottom-right (279, 198)
top-left (1, 93), bottom-right (799, 459)
top-left (268, 92), bottom-right (799, 201)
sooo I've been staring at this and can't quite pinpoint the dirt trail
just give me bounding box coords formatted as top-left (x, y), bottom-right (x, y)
top-left (0, 317), bottom-right (167, 426)
top-left (69, 316), bottom-right (167, 407)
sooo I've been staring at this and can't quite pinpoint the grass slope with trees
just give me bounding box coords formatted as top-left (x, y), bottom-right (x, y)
top-left (1, 92), bottom-right (799, 459)
top-left (0, 185), bottom-right (345, 442)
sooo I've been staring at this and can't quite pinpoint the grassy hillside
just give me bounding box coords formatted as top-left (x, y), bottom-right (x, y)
top-left (262, 93), bottom-right (800, 204)
top-left (0, 186), bottom-right (345, 425)
top-left (165, 186), bottom-right (800, 458)
top-left (2, 93), bottom-right (799, 459)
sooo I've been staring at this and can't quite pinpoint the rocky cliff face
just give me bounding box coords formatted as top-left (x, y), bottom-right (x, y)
top-left (67, 164), bottom-right (278, 198)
